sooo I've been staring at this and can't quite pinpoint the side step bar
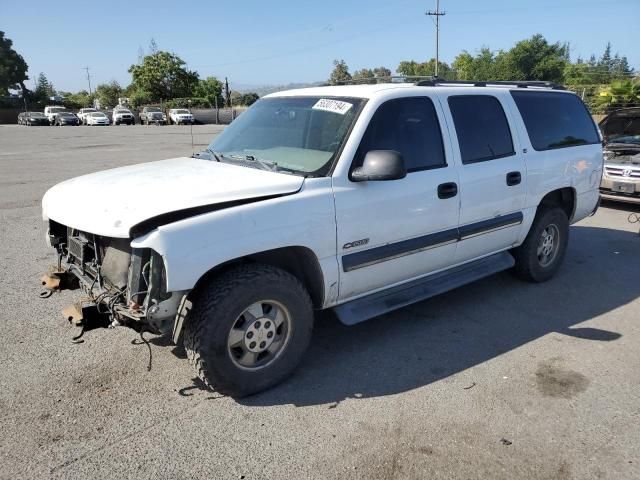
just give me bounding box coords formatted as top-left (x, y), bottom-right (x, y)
top-left (333, 251), bottom-right (515, 325)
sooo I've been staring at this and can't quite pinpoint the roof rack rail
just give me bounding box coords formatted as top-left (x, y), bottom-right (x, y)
top-left (415, 78), bottom-right (566, 90)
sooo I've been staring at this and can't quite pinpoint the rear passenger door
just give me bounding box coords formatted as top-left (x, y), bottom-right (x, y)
top-left (441, 93), bottom-right (527, 263)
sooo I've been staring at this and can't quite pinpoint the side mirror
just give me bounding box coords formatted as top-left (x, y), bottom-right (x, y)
top-left (351, 150), bottom-right (407, 182)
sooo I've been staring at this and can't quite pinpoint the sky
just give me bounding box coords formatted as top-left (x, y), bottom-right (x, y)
top-left (2, 0), bottom-right (638, 92)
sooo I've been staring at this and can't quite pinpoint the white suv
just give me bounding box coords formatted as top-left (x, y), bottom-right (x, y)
top-left (112, 107), bottom-right (135, 126)
top-left (41, 81), bottom-right (602, 396)
top-left (168, 108), bottom-right (194, 125)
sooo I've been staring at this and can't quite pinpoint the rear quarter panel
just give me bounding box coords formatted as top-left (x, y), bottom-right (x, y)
top-left (503, 92), bottom-right (603, 238)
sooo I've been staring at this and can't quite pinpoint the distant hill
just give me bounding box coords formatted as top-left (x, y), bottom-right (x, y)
top-left (234, 81), bottom-right (326, 97)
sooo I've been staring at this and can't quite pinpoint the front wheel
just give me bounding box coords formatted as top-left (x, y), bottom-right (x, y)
top-left (512, 207), bottom-right (569, 282)
top-left (184, 264), bottom-right (314, 397)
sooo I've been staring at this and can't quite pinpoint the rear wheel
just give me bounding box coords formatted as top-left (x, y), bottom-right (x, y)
top-left (512, 207), bottom-right (569, 282)
top-left (184, 264), bottom-right (314, 397)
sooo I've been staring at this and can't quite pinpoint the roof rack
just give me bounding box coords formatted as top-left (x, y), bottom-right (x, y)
top-left (415, 78), bottom-right (566, 90)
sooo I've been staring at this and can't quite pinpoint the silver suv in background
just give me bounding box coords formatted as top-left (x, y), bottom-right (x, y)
top-left (599, 107), bottom-right (640, 204)
top-left (140, 106), bottom-right (166, 125)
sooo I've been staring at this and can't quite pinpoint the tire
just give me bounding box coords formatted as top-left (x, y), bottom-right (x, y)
top-left (184, 264), bottom-right (314, 397)
top-left (512, 207), bottom-right (569, 283)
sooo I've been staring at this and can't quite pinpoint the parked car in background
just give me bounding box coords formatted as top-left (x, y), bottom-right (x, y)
top-left (54, 112), bottom-right (80, 126)
top-left (85, 112), bottom-right (110, 126)
top-left (77, 108), bottom-right (99, 125)
top-left (140, 106), bottom-right (166, 125)
top-left (168, 108), bottom-right (194, 125)
top-left (44, 106), bottom-right (68, 125)
top-left (599, 107), bottom-right (640, 204)
top-left (18, 111), bottom-right (49, 126)
top-left (112, 107), bottom-right (135, 126)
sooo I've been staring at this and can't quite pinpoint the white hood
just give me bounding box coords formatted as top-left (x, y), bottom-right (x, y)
top-left (42, 157), bottom-right (304, 238)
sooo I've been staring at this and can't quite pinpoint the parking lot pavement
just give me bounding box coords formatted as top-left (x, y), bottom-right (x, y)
top-left (0, 124), bottom-right (639, 480)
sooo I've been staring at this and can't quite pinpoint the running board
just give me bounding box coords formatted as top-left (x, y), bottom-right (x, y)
top-left (333, 251), bottom-right (515, 325)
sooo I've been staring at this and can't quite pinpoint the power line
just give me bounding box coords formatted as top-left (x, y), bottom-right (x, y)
top-left (426, 0), bottom-right (446, 77)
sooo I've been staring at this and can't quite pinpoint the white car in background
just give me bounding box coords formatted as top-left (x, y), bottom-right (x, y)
top-left (85, 112), bottom-right (110, 126)
top-left (168, 108), bottom-right (194, 125)
top-left (77, 108), bottom-right (99, 125)
top-left (44, 106), bottom-right (68, 125)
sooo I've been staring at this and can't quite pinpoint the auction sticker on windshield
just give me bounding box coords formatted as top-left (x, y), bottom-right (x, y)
top-left (312, 99), bottom-right (353, 115)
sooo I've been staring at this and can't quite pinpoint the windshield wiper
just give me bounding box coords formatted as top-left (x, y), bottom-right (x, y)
top-left (197, 148), bottom-right (223, 162)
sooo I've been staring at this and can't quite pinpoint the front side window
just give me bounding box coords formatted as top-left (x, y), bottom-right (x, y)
top-left (511, 91), bottom-right (601, 150)
top-left (353, 97), bottom-right (446, 173)
top-left (448, 95), bottom-right (515, 164)
top-left (207, 96), bottom-right (362, 176)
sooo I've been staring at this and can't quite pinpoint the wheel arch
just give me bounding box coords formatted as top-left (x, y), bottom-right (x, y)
top-left (191, 246), bottom-right (325, 309)
top-left (537, 187), bottom-right (576, 221)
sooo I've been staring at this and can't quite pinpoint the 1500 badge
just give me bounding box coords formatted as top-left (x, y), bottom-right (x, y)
top-left (343, 238), bottom-right (369, 249)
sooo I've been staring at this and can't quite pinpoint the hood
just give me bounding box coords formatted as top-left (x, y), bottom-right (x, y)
top-left (600, 107), bottom-right (640, 145)
top-left (42, 157), bottom-right (304, 238)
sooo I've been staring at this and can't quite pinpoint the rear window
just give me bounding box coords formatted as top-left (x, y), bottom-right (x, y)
top-left (511, 91), bottom-right (599, 151)
top-left (448, 95), bottom-right (515, 164)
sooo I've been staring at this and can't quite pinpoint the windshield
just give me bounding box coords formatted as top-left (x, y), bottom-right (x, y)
top-left (147, 107), bottom-right (161, 112)
top-left (29, 112), bottom-right (45, 117)
top-left (50, 107), bottom-right (66, 113)
top-left (206, 96), bottom-right (362, 176)
top-left (176, 109), bottom-right (190, 114)
top-left (83, 108), bottom-right (97, 113)
top-left (90, 112), bottom-right (106, 117)
top-left (115, 110), bottom-right (130, 114)
top-left (59, 113), bottom-right (74, 117)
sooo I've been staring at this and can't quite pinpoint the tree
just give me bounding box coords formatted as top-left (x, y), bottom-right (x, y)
top-left (329, 59), bottom-right (351, 85)
top-left (498, 34), bottom-right (569, 82)
top-left (60, 90), bottom-right (94, 109)
top-left (0, 31), bottom-right (29, 94)
top-left (128, 51), bottom-right (199, 101)
top-left (34, 73), bottom-right (55, 103)
top-left (373, 66), bottom-right (392, 82)
top-left (596, 79), bottom-right (640, 112)
top-left (452, 48), bottom-right (497, 81)
top-left (95, 81), bottom-right (123, 108)
top-left (193, 76), bottom-right (224, 107)
top-left (352, 68), bottom-right (375, 84)
top-left (239, 92), bottom-right (259, 106)
top-left (396, 59), bottom-right (454, 79)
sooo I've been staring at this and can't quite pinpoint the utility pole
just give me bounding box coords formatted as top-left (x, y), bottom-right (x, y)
top-left (83, 67), bottom-right (92, 95)
top-left (426, 0), bottom-right (446, 77)
top-left (224, 77), bottom-right (230, 108)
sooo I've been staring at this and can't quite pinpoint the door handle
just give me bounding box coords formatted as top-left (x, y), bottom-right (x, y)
top-left (506, 171), bottom-right (521, 186)
top-left (437, 182), bottom-right (458, 199)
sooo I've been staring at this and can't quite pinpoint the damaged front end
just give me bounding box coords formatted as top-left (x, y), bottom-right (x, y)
top-left (41, 219), bottom-right (188, 336)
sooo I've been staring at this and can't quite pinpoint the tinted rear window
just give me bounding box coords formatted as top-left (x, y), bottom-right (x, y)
top-left (511, 91), bottom-right (599, 151)
top-left (448, 95), bottom-right (515, 164)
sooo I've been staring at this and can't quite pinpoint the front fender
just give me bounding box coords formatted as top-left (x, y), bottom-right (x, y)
top-left (131, 178), bottom-right (339, 305)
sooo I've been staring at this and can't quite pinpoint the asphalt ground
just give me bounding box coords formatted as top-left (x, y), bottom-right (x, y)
top-left (0, 124), bottom-right (639, 479)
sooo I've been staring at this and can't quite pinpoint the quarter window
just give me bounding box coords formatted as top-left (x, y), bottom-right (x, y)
top-left (448, 95), bottom-right (515, 164)
top-left (511, 91), bottom-right (600, 151)
top-left (354, 97), bottom-right (446, 173)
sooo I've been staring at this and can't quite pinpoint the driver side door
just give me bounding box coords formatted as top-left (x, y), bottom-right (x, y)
top-left (332, 95), bottom-right (461, 301)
